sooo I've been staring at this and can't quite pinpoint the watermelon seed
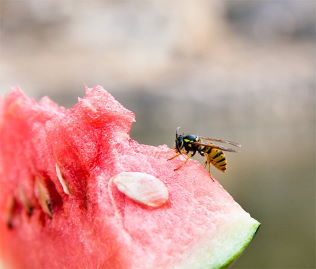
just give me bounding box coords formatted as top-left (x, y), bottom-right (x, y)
top-left (6, 196), bottom-right (16, 229)
top-left (112, 172), bottom-right (169, 208)
top-left (35, 176), bottom-right (53, 218)
top-left (19, 187), bottom-right (34, 216)
top-left (55, 163), bottom-right (70, 195)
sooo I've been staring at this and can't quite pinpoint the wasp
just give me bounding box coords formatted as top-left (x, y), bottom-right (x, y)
top-left (168, 127), bottom-right (241, 177)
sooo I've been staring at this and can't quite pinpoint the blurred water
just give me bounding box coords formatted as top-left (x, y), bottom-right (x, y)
top-left (0, 0), bottom-right (315, 268)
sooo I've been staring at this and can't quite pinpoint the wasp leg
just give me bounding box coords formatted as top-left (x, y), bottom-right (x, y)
top-left (205, 156), bottom-right (215, 182)
top-left (168, 152), bottom-right (182, 161)
top-left (174, 153), bottom-right (192, 171)
top-left (206, 161), bottom-right (211, 174)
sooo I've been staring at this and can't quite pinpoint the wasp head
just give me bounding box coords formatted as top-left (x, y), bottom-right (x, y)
top-left (175, 127), bottom-right (184, 153)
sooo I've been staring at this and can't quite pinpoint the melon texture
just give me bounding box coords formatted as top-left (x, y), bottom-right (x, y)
top-left (0, 86), bottom-right (260, 269)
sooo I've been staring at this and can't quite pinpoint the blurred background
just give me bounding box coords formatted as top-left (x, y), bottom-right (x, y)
top-left (0, 0), bottom-right (315, 268)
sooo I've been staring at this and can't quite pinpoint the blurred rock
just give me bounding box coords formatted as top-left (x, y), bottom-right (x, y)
top-left (225, 0), bottom-right (316, 41)
top-left (1, 0), bottom-right (314, 95)
top-left (0, 0), bottom-right (228, 93)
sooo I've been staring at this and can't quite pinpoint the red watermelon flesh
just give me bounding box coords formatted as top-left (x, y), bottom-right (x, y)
top-left (0, 86), bottom-right (259, 269)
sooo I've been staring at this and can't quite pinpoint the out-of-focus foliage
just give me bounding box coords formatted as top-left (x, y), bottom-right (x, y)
top-left (0, 1), bottom-right (315, 268)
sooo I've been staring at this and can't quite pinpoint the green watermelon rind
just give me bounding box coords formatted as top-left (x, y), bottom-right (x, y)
top-left (172, 216), bottom-right (260, 269)
top-left (219, 222), bottom-right (260, 269)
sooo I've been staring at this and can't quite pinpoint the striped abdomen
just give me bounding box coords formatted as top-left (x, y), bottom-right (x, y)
top-left (204, 147), bottom-right (227, 172)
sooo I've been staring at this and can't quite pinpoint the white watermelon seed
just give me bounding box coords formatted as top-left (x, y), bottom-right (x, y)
top-left (55, 163), bottom-right (70, 195)
top-left (112, 172), bottom-right (169, 208)
top-left (35, 177), bottom-right (53, 218)
top-left (19, 187), bottom-right (33, 216)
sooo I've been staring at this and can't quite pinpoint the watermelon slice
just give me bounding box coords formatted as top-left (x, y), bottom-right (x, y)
top-left (0, 86), bottom-right (260, 269)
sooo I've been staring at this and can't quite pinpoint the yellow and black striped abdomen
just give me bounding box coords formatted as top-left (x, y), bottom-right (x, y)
top-left (205, 147), bottom-right (227, 172)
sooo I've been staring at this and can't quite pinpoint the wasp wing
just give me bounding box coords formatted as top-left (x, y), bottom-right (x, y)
top-left (193, 142), bottom-right (239, 152)
top-left (199, 137), bottom-right (241, 148)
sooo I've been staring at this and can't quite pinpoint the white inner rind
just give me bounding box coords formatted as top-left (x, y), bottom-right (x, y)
top-left (0, 259), bottom-right (4, 269)
top-left (170, 214), bottom-right (260, 269)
